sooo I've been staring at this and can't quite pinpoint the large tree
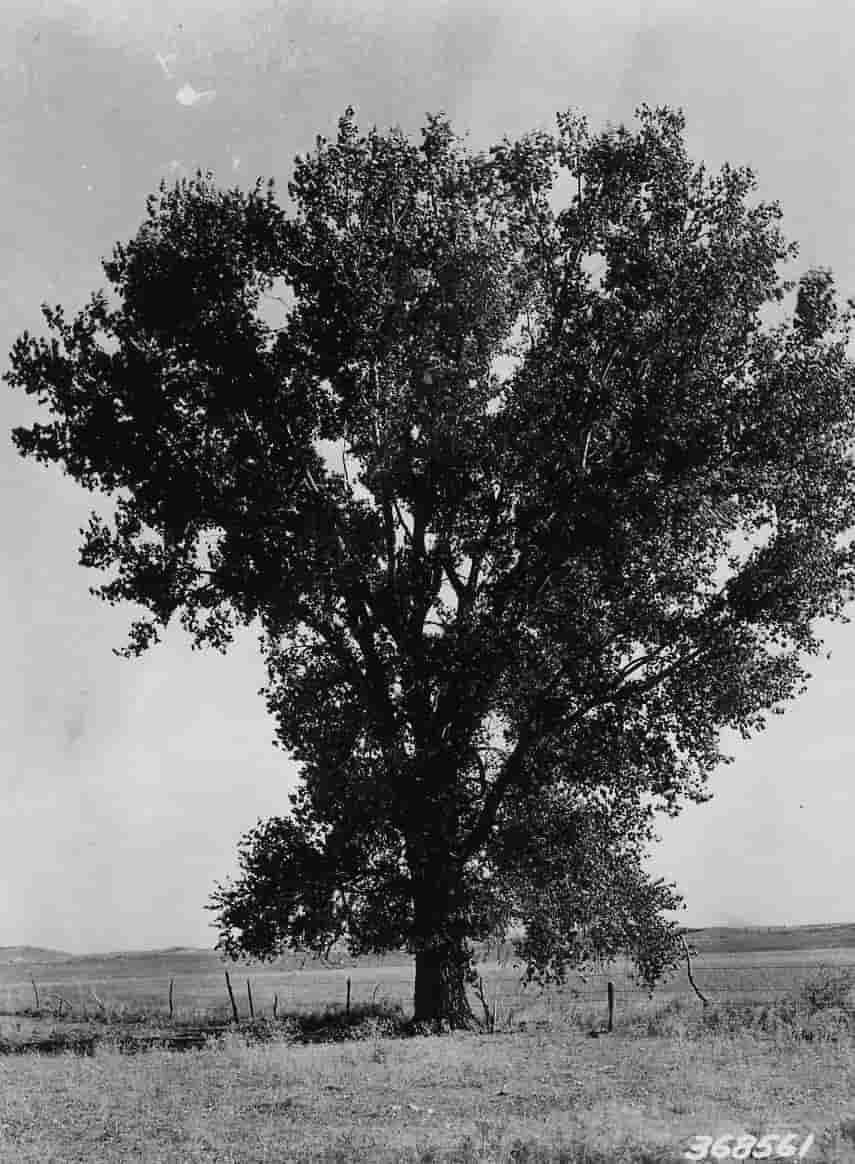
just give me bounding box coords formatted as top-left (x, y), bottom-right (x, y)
top-left (7, 107), bottom-right (855, 1027)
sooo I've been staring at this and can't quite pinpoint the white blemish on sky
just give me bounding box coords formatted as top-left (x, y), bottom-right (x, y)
top-left (176, 83), bottom-right (216, 108)
top-left (155, 51), bottom-right (176, 77)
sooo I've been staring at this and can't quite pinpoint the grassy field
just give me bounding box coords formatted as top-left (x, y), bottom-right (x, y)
top-left (3, 1013), bottom-right (855, 1161)
top-left (0, 951), bottom-right (419, 1027)
top-left (3, 937), bottom-right (855, 1026)
top-left (2, 927), bottom-right (855, 1161)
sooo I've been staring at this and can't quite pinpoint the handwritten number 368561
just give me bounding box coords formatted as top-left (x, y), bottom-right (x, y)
top-left (684, 1133), bottom-right (814, 1160)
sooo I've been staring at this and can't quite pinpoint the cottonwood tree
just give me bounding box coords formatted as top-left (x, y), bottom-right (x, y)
top-left (8, 107), bottom-right (855, 1027)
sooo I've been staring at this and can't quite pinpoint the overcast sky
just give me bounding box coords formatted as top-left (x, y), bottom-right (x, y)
top-left (3, 0), bottom-right (855, 954)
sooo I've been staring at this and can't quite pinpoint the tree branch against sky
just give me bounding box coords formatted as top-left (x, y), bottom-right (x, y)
top-left (7, 105), bottom-right (855, 1026)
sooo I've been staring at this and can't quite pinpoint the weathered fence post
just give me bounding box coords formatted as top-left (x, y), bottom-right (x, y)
top-left (273, 992), bottom-right (279, 1020)
top-left (168, 977), bottom-right (174, 1020)
top-left (30, 977), bottom-right (40, 1013)
top-left (224, 970), bottom-right (239, 1023)
top-left (607, 981), bottom-right (614, 1033)
top-left (246, 978), bottom-right (255, 1020)
top-left (346, 976), bottom-right (351, 1017)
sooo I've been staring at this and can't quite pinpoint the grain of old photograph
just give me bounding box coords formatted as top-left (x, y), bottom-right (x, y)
top-left (3, 1), bottom-right (855, 1160)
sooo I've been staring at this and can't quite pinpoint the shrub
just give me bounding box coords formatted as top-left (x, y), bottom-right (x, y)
top-left (799, 966), bottom-right (855, 1013)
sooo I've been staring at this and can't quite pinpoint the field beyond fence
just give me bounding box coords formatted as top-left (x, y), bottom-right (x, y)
top-left (4, 936), bottom-right (855, 1032)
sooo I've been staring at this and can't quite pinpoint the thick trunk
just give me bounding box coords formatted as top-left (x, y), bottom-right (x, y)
top-left (407, 781), bottom-right (476, 1029)
top-left (412, 938), bottom-right (477, 1029)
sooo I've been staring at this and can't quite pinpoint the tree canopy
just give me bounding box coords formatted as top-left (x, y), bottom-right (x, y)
top-left (8, 105), bottom-right (855, 1026)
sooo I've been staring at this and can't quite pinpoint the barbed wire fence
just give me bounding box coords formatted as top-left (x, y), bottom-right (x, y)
top-left (8, 956), bottom-right (855, 1034)
top-left (464, 956), bottom-right (855, 1034)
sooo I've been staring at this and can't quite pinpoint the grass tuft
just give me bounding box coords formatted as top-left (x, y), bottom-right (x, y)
top-left (799, 965), bottom-right (855, 1012)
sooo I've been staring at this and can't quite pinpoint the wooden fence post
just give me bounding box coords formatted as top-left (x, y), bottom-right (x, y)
top-left (224, 970), bottom-right (239, 1023)
top-left (168, 978), bottom-right (174, 1020)
top-left (31, 977), bottom-right (40, 1013)
top-left (273, 992), bottom-right (279, 1020)
top-left (246, 978), bottom-right (255, 1020)
top-left (607, 981), bottom-right (614, 1033)
top-left (346, 976), bottom-right (351, 1018)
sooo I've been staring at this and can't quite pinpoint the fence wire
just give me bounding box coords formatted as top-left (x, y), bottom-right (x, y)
top-left (7, 957), bottom-right (855, 1025)
top-left (466, 958), bottom-right (855, 1017)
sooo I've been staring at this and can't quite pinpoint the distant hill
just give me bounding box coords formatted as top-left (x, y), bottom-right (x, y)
top-left (0, 946), bottom-right (71, 964)
top-left (684, 923), bottom-right (855, 954)
top-left (4, 923), bottom-right (854, 967)
top-left (89, 947), bottom-right (212, 960)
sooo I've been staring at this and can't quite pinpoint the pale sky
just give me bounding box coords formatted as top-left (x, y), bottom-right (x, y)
top-left (3, 0), bottom-right (855, 954)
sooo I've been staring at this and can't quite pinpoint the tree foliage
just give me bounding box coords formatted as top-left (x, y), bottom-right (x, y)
top-left (8, 106), bottom-right (855, 1023)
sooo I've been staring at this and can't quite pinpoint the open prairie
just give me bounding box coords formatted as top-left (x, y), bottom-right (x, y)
top-left (3, 927), bottom-right (855, 1161)
top-left (3, 1022), bottom-right (855, 1163)
top-left (4, 927), bottom-right (855, 1024)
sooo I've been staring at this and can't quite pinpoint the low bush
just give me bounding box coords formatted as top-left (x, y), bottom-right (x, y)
top-left (627, 989), bottom-right (855, 1043)
top-left (799, 965), bottom-right (855, 1012)
top-left (273, 999), bottom-right (409, 1043)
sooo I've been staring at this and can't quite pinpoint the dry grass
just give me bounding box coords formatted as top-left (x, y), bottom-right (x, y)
top-left (3, 946), bottom-right (855, 1160)
top-left (5, 945), bottom-right (855, 1028)
top-left (1, 1011), bottom-right (854, 1162)
top-left (0, 954), bottom-right (415, 1025)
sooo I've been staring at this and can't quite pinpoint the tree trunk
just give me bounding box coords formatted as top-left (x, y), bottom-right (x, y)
top-left (413, 939), bottom-right (477, 1029)
top-left (407, 802), bottom-right (476, 1030)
